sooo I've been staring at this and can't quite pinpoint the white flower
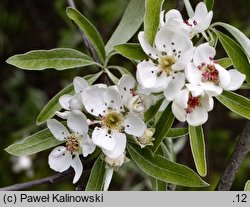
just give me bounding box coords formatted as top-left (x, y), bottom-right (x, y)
top-left (56, 77), bottom-right (89, 119)
top-left (117, 74), bottom-right (153, 114)
top-left (160, 2), bottom-right (213, 37)
top-left (172, 85), bottom-right (214, 126)
top-left (11, 155), bottom-right (34, 177)
top-left (137, 26), bottom-right (193, 101)
top-left (47, 110), bottom-right (95, 183)
top-left (82, 86), bottom-right (146, 159)
top-left (186, 43), bottom-right (246, 96)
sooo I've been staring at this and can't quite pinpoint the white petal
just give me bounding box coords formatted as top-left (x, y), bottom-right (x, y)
top-left (118, 74), bottom-right (135, 96)
top-left (187, 106), bottom-right (208, 126)
top-left (193, 43), bottom-right (216, 66)
top-left (150, 73), bottom-right (172, 92)
top-left (55, 111), bottom-right (70, 119)
top-left (92, 127), bottom-right (116, 151)
top-left (47, 119), bottom-right (70, 141)
top-left (163, 73), bottom-right (185, 101)
top-left (59, 94), bottom-right (72, 110)
top-left (103, 168), bottom-right (113, 191)
top-left (216, 64), bottom-right (231, 89)
top-left (185, 83), bottom-right (205, 97)
top-left (103, 87), bottom-right (123, 112)
top-left (71, 155), bottom-right (83, 184)
top-left (73, 76), bottom-right (89, 93)
top-left (172, 47), bottom-right (194, 71)
top-left (192, 11), bottom-right (213, 34)
top-left (160, 10), bottom-right (165, 27)
top-left (67, 110), bottom-right (88, 134)
top-left (48, 146), bottom-right (71, 172)
top-left (185, 62), bottom-right (202, 85)
top-left (124, 112), bottom-right (146, 137)
top-left (201, 94), bottom-right (214, 112)
top-left (200, 82), bottom-right (223, 96)
top-left (69, 95), bottom-right (82, 110)
top-left (82, 86), bottom-right (107, 116)
top-left (173, 88), bottom-right (189, 108)
top-left (226, 69), bottom-right (246, 91)
top-left (102, 131), bottom-right (126, 159)
top-left (80, 133), bottom-right (96, 157)
top-left (155, 27), bottom-right (193, 55)
top-left (138, 32), bottom-right (159, 59)
top-left (172, 102), bottom-right (186, 122)
top-left (136, 60), bottom-right (159, 88)
top-left (165, 9), bottom-right (183, 23)
top-left (193, 2), bottom-right (208, 20)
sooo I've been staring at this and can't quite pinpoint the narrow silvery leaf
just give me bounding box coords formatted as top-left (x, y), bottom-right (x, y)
top-left (128, 143), bottom-right (209, 187)
top-left (244, 180), bottom-right (250, 191)
top-left (144, 0), bottom-right (164, 45)
top-left (204, 0), bottom-right (214, 11)
top-left (189, 125), bottom-right (207, 177)
top-left (184, 0), bottom-right (194, 17)
top-left (6, 48), bottom-right (97, 70)
top-left (36, 71), bottom-right (103, 125)
top-left (66, 8), bottom-right (106, 63)
top-left (152, 103), bottom-right (175, 153)
top-left (216, 91), bottom-right (250, 120)
top-left (217, 57), bottom-right (232, 68)
top-left (114, 43), bottom-right (147, 60)
top-left (105, 69), bottom-right (119, 84)
top-left (144, 98), bottom-right (164, 122)
top-left (105, 0), bottom-right (145, 54)
top-left (85, 156), bottom-right (106, 191)
top-left (5, 129), bottom-right (64, 156)
top-left (215, 30), bottom-right (250, 83)
top-left (213, 22), bottom-right (250, 60)
top-left (166, 128), bottom-right (189, 139)
top-left (108, 66), bottom-right (133, 76)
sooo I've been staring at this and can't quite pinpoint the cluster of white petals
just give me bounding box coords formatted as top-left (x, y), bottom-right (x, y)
top-left (45, 1), bottom-right (246, 187)
top-left (47, 76), bottom-right (152, 184)
top-left (137, 1), bottom-right (246, 126)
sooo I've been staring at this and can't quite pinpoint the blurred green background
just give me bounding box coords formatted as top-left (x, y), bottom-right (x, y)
top-left (0, 0), bottom-right (249, 190)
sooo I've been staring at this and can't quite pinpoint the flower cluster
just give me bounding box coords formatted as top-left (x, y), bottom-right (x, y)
top-left (46, 2), bottom-right (246, 188)
top-left (47, 75), bottom-right (153, 185)
top-left (137, 2), bottom-right (245, 126)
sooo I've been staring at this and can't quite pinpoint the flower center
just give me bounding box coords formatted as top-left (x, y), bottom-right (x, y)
top-left (185, 94), bottom-right (201, 113)
top-left (158, 55), bottom-right (176, 76)
top-left (103, 111), bottom-right (124, 131)
top-left (66, 133), bottom-right (81, 153)
top-left (199, 63), bottom-right (219, 84)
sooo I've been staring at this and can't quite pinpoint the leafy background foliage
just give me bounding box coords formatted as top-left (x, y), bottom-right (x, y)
top-left (0, 0), bottom-right (249, 190)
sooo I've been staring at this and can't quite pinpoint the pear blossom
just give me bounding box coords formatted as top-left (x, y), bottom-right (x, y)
top-left (172, 85), bottom-right (214, 126)
top-left (82, 85), bottom-right (146, 159)
top-left (186, 43), bottom-right (246, 96)
top-left (137, 26), bottom-right (193, 101)
top-left (56, 77), bottom-right (89, 119)
top-left (160, 2), bottom-right (213, 37)
top-left (47, 110), bottom-right (95, 183)
top-left (117, 74), bottom-right (153, 115)
top-left (103, 153), bottom-right (128, 191)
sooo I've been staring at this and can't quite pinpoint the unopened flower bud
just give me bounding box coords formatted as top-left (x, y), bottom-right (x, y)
top-left (105, 153), bottom-right (129, 168)
top-left (136, 128), bottom-right (155, 148)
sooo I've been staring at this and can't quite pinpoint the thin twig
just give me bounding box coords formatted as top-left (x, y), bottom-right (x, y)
top-left (0, 169), bottom-right (74, 191)
top-left (67, 0), bottom-right (99, 63)
top-left (216, 121), bottom-right (250, 191)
